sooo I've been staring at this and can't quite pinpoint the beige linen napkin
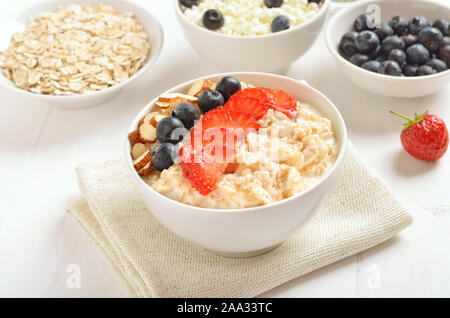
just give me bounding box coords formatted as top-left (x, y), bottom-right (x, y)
top-left (67, 143), bottom-right (413, 298)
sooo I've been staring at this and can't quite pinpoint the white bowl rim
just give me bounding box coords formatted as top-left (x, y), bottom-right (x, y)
top-left (0, 0), bottom-right (164, 101)
top-left (125, 71), bottom-right (348, 215)
top-left (173, 0), bottom-right (330, 40)
top-left (325, 0), bottom-right (450, 81)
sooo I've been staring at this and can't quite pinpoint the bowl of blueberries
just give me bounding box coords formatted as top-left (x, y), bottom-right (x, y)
top-left (325, 0), bottom-right (450, 98)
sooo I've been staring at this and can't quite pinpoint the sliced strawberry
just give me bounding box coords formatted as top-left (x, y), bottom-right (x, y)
top-left (200, 107), bottom-right (260, 130)
top-left (179, 143), bottom-right (227, 195)
top-left (182, 108), bottom-right (261, 195)
top-left (228, 87), bottom-right (272, 105)
top-left (191, 107), bottom-right (260, 148)
top-left (263, 88), bottom-right (298, 119)
top-left (224, 96), bottom-right (269, 120)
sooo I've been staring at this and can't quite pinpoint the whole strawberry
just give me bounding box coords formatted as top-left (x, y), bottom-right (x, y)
top-left (390, 110), bottom-right (449, 161)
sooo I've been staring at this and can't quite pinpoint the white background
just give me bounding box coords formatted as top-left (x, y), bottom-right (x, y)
top-left (0, 0), bottom-right (449, 297)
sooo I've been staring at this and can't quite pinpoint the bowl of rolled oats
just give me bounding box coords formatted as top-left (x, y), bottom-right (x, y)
top-left (0, 0), bottom-right (164, 108)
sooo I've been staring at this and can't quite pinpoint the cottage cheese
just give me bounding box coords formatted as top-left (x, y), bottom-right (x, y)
top-left (181, 0), bottom-right (322, 36)
top-left (148, 103), bottom-right (337, 209)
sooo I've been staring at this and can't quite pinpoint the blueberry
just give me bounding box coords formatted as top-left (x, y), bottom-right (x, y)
top-left (374, 22), bottom-right (394, 41)
top-left (433, 18), bottom-right (449, 36)
top-left (349, 53), bottom-right (369, 66)
top-left (216, 76), bottom-right (241, 102)
top-left (202, 9), bottom-right (224, 30)
top-left (442, 36), bottom-right (450, 47)
top-left (339, 31), bottom-right (359, 56)
top-left (355, 31), bottom-right (379, 54)
top-left (172, 102), bottom-right (200, 129)
top-left (180, 0), bottom-right (199, 8)
top-left (354, 14), bottom-right (374, 32)
top-left (426, 58), bottom-right (448, 72)
top-left (156, 117), bottom-right (186, 144)
top-left (438, 45), bottom-right (450, 66)
top-left (271, 15), bottom-right (290, 33)
top-left (361, 60), bottom-right (381, 72)
top-left (406, 43), bottom-right (430, 65)
top-left (375, 54), bottom-right (387, 62)
top-left (381, 35), bottom-right (405, 54)
top-left (378, 60), bottom-right (402, 76)
top-left (388, 49), bottom-right (407, 66)
top-left (370, 45), bottom-right (382, 59)
top-left (198, 89), bottom-right (224, 113)
top-left (403, 64), bottom-right (418, 76)
top-left (152, 143), bottom-right (177, 172)
top-left (416, 65), bottom-right (437, 76)
top-left (264, 0), bottom-right (283, 8)
top-left (389, 16), bottom-right (409, 35)
top-left (418, 27), bottom-right (443, 52)
top-left (401, 34), bottom-right (418, 48)
top-left (408, 16), bottom-right (431, 35)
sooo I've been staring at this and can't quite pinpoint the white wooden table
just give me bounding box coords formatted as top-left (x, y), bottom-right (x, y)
top-left (0, 0), bottom-right (449, 298)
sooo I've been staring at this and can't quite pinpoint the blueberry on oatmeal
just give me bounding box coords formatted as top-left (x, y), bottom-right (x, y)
top-left (152, 143), bottom-right (178, 172)
top-left (198, 89), bottom-right (225, 113)
top-left (156, 117), bottom-right (186, 144)
top-left (172, 102), bottom-right (200, 129)
top-left (216, 76), bottom-right (242, 102)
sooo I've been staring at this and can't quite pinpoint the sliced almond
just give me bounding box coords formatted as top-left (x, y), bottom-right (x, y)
top-left (169, 96), bottom-right (187, 110)
top-left (131, 142), bottom-right (147, 160)
top-left (205, 80), bottom-right (217, 91)
top-left (138, 161), bottom-right (153, 176)
top-left (188, 80), bottom-right (217, 97)
top-left (150, 114), bottom-right (166, 127)
top-left (139, 123), bottom-right (157, 143)
top-left (155, 101), bottom-right (170, 109)
top-left (177, 93), bottom-right (198, 103)
top-left (188, 80), bottom-right (205, 97)
top-left (159, 92), bottom-right (197, 103)
top-left (138, 112), bottom-right (159, 127)
top-left (158, 93), bottom-right (180, 102)
top-left (128, 129), bottom-right (141, 145)
top-left (134, 150), bottom-right (151, 171)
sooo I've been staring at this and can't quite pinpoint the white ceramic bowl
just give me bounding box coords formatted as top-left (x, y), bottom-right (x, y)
top-left (173, 0), bottom-right (330, 74)
top-left (0, 0), bottom-right (164, 109)
top-left (325, 0), bottom-right (450, 98)
top-left (125, 72), bottom-right (348, 257)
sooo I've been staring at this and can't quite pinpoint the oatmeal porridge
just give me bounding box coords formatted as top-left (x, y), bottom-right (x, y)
top-left (128, 76), bottom-right (337, 209)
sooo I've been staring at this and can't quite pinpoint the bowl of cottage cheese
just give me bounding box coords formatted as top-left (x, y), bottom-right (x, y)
top-left (125, 72), bottom-right (347, 257)
top-left (173, 0), bottom-right (330, 73)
